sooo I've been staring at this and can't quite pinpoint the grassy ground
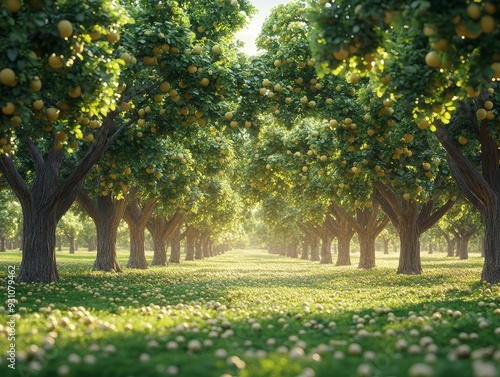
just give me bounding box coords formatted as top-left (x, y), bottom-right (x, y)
top-left (0, 249), bottom-right (499, 377)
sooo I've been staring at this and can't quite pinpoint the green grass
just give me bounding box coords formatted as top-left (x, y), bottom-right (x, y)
top-left (1, 249), bottom-right (499, 377)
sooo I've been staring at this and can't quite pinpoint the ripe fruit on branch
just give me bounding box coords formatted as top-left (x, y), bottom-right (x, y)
top-left (58, 20), bottom-right (73, 38)
top-left (0, 68), bottom-right (17, 87)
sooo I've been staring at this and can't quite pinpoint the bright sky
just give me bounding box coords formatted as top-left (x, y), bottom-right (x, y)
top-left (235, 0), bottom-right (292, 56)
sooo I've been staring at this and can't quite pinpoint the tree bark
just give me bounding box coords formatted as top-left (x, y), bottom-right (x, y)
top-left (0, 236), bottom-right (5, 252)
top-left (124, 198), bottom-right (157, 269)
top-left (17, 205), bottom-right (59, 282)
top-left (147, 212), bottom-right (184, 266)
top-left (336, 218), bottom-right (353, 266)
top-left (310, 236), bottom-right (319, 261)
top-left (320, 234), bottom-right (333, 264)
top-left (383, 237), bottom-right (389, 255)
top-left (329, 202), bottom-right (387, 268)
top-left (170, 226), bottom-right (182, 263)
top-left (428, 241), bottom-right (433, 255)
top-left (434, 108), bottom-right (500, 282)
top-left (185, 229), bottom-right (195, 260)
top-left (397, 206), bottom-right (422, 274)
top-left (68, 233), bottom-right (75, 254)
top-left (373, 182), bottom-right (454, 275)
top-left (442, 232), bottom-right (456, 257)
top-left (78, 190), bottom-right (128, 272)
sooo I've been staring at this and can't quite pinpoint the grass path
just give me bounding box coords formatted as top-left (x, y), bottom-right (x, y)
top-left (0, 249), bottom-right (499, 377)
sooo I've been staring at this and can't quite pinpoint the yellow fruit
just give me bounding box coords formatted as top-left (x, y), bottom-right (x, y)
top-left (484, 2), bottom-right (497, 14)
top-left (476, 108), bottom-right (487, 120)
top-left (425, 51), bottom-right (440, 67)
top-left (2, 102), bottom-right (15, 115)
top-left (89, 120), bottom-right (100, 129)
top-left (29, 77), bottom-right (42, 92)
top-left (68, 85), bottom-right (81, 98)
top-left (84, 134), bottom-right (95, 143)
top-left (120, 52), bottom-right (131, 64)
top-left (0, 68), bottom-right (16, 86)
top-left (192, 45), bottom-right (202, 54)
top-left (58, 20), bottom-right (73, 38)
top-left (458, 136), bottom-right (468, 145)
top-left (187, 65), bottom-right (197, 74)
top-left (418, 120), bottom-right (429, 129)
top-left (403, 133), bottom-right (414, 142)
top-left (224, 112), bottom-right (233, 120)
top-left (484, 100), bottom-right (494, 110)
top-left (10, 115), bottom-right (21, 126)
top-left (333, 47), bottom-right (349, 60)
top-left (273, 60), bottom-right (282, 68)
top-left (4, 0), bottom-right (22, 13)
top-left (106, 32), bottom-right (120, 43)
top-left (120, 102), bottom-right (131, 111)
top-left (423, 24), bottom-right (437, 36)
top-left (160, 82), bottom-right (171, 92)
top-left (403, 193), bottom-right (411, 201)
top-left (480, 15), bottom-right (496, 33)
top-left (33, 99), bottom-right (44, 110)
top-left (230, 121), bottom-right (237, 128)
top-left (2, 144), bottom-right (13, 153)
top-left (136, 131), bottom-right (143, 138)
top-left (491, 62), bottom-right (500, 78)
top-left (46, 107), bottom-right (60, 122)
top-left (48, 54), bottom-right (63, 69)
top-left (466, 3), bottom-right (481, 20)
top-left (422, 162), bottom-right (431, 170)
top-left (55, 131), bottom-right (68, 142)
top-left (200, 78), bottom-right (209, 86)
top-left (211, 45), bottom-right (221, 54)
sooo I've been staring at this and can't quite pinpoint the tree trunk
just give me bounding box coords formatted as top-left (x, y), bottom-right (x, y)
top-left (17, 207), bottom-right (59, 283)
top-left (68, 234), bottom-right (75, 254)
top-left (126, 223), bottom-right (148, 269)
top-left (397, 209), bottom-right (422, 274)
top-left (434, 116), bottom-right (500, 282)
top-left (457, 237), bottom-right (468, 260)
top-left (124, 198), bottom-right (157, 269)
top-left (358, 233), bottom-right (376, 269)
top-left (170, 226), bottom-right (181, 263)
top-left (57, 235), bottom-right (62, 252)
top-left (0, 236), bottom-right (5, 252)
top-left (320, 235), bottom-right (333, 264)
top-left (185, 234), bottom-right (195, 260)
top-left (78, 192), bottom-right (126, 273)
top-left (373, 183), bottom-right (453, 275)
top-left (428, 241), bottom-right (433, 255)
top-left (335, 215), bottom-right (354, 267)
top-left (0, 110), bottom-right (125, 283)
top-left (202, 236), bottom-right (210, 258)
top-left (310, 236), bottom-right (320, 261)
top-left (383, 238), bottom-right (389, 255)
top-left (300, 240), bottom-right (309, 260)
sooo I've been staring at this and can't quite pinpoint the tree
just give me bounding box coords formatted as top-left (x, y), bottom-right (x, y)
top-left (0, 0), bottom-right (255, 282)
top-left (0, 187), bottom-right (21, 251)
top-left (308, 0), bottom-right (500, 282)
top-left (0, 0), bottom-right (129, 282)
top-left (57, 205), bottom-right (83, 254)
top-left (439, 199), bottom-right (482, 260)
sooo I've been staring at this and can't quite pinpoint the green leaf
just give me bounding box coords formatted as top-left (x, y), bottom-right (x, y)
top-left (6, 48), bottom-right (18, 62)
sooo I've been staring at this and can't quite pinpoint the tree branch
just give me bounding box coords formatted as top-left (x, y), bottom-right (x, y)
top-left (419, 199), bottom-right (455, 233)
top-left (0, 153), bottom-right (31, 209)
top-left (434, 121), bottom-right (495, 212)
